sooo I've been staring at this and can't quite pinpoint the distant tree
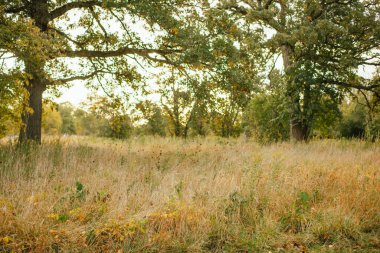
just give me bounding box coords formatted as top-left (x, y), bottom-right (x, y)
top-left (357, 70), bottom-right (380, 141)
top-left (343, 89), bottom-right (380, 141)
top-left (339, 101), bottom-right (366, 139)
top-left (161, 85), bottom-right (192, 137)
top-left (210, 100), bottom-right (243, 138)
top-left (158, 70), bottom-right (195, 137)
top-left (73, 108), bottom-right (100, 136)
top-left (100, 114), bottom-right (133, 139)
top-left (88, 96), bottom-right (133, 139)
top-left (136, 101), bottom-right (167, 137)
top-left (158, 69), bottom-right (215, 138)
top-left (42, 102), bottom-right (62, 135)
top-left (188, 100), bottom-right (209, 136)
top-left (58, 102), bottom-right (76, 135)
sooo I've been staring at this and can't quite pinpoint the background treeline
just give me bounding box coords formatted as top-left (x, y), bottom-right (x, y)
top-left (8, 89), bottom-right (377, 143)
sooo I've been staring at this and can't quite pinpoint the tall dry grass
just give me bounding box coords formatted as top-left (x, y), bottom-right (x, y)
top-left (0, 136), bottom-right (380, 252)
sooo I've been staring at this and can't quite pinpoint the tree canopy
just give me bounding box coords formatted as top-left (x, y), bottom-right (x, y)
top-left (220, 0), bottom-right (380, 140)
top-left (0, 0), bottom-right (380, 143)
top-left (0, 0), bottom-right (216, 142)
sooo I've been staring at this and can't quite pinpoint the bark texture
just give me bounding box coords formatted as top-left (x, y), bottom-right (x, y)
top-left (281, 45), bottom-right (310, 142)
top-left (18, 0), bottom-right (49, 144)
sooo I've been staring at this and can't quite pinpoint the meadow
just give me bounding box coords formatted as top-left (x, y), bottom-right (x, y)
top-left (0, 137), bottom-right (380, 252)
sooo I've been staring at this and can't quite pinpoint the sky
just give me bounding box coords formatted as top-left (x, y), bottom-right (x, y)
top-left (53, 83), bottom-right (89, 106)
top-left (51, 58), bottom-right (377, 107)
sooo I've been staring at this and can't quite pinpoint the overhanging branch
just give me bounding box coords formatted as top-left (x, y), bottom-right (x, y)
top-left (49, 1), bottom-right (127, 20)
top-left (62, 47), bottom-right (182, 66)
top-left (49, 27), bottom-right (85, 47)
top-left (63, 47), bottom-right (180, 58)
top-left (320, 79), bottom-right (380, 97)
top-left (55, 70), bottom-right (101, 84)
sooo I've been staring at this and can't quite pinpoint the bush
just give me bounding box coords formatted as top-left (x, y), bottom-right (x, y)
top-left (243, 92), bottom-right (290, 143)
top-left (339, 103), bottom-right (366, 139)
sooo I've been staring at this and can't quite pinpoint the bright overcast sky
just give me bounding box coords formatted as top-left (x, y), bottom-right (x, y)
top-left (50, 59), bottom-right (377, 107)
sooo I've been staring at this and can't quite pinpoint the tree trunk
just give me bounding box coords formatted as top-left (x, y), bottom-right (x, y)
top-left (173, 107), bottom-right (181, 137)
top-left (281, 45), bottom-right (310, 142)
top-left (18, 0), bottom-right (49, 144)
top-left (290, 119), bottom-right (309, 141)
top-left (365, 109), bottom-right (376, 142)
top-left (172, 88), bottom-right (182, 137)
top-left (281, 45), bottom-right (293, 71)
top-left (19, 78), bottom-right (46, 144)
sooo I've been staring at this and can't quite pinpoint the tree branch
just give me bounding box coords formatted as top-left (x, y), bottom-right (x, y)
top-left (320, 79), bottom-right (380, 96)
top-left (55, 70), bottom-right (101, 84)
top-left (49, 1), bottom-right (126, 20)
top-left (62, 47), bottom-right (182, 66)
top-left (264, 0), bottom-right (274, 9)
top-left (221, 3), bottom-right (285, 32)
top-left (49, 27), bottom-right (85, 47)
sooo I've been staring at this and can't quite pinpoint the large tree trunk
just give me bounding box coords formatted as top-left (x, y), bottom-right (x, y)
top-left (290, 119), bottom-right (309, 141)
top-left (281, 45), bottom-right (310, 142)
top-left (18, 0), bottom-right (49, 144)
top-left (19, 78), bottom-right (46, 144)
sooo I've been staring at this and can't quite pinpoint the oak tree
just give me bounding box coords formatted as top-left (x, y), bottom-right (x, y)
top-left (219, 0), bottom-right (380, 140)
top-left (0, 0), bottom-right (206, 143)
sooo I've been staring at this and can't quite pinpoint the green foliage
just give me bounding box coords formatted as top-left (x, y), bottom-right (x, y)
top-left (0, 0), bottom-right (379, 143)
top-left (295, 192), bottom-right (311, 215)
top-left (243, 92), bottom-right (290, 143)
top-left (58, 103), bottom-right (76, 135)
top-left (73, 109), bottom-right (100, 136)
top-left (57, 213), bottom-right (69, 223)
top-left (311, 96), bottom-right (342, 138)
top-left (220, 0), bottom-right (380, 141)
top-left (0, 70), bottom-right (26, 137)
top-left (338, 91), bottom-right (380, 141)
top-left (136, 101), bottom-right (167, 137)
top-left (74, 181), bottom-right (86, 202)
top-left (87, 96), bottom-right (133, 139)
top-left (42, 101), bottom-right (62, 135)
top-left (339, 102), bottom-right (367, 139)
top-left (242, 71), bottom-right (290, 143)
top-left (210, 105), bottom-right (243, 138)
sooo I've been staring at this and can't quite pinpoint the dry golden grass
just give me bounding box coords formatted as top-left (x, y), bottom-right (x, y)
top-left (0, 136), bottom-right (380, 252)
